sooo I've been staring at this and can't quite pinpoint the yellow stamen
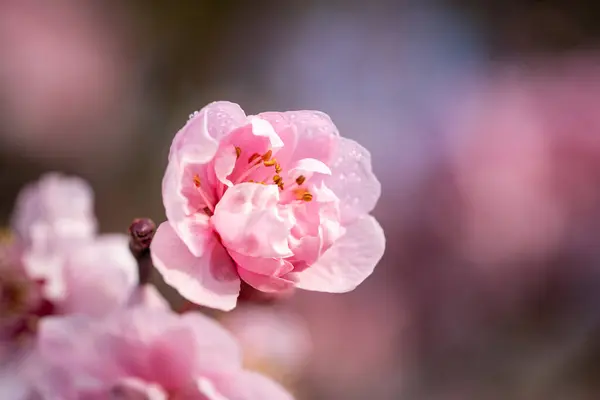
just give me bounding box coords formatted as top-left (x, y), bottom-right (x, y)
top-left (193, 175), bottom-right (201, 188)
top-left (263, 159), bottom-right (276, 167)
top-left (273, 175), bottom-right (282, 184)
top-left (293, 188), bottom-right (313, 202)
top-left (248, 153), bottom-right (261, 163)
top-left (262, 150), bottom-right (272, 161)
top-left (278, 183), bottom-right (285, 191)
top-left (275, 163), bottom-right (282, 174)
top-left (235, 146), bottom-right (242, 159)
top-left (295, 175), bottom-right (306, 185)
top-left (193, 174), bottom-right (215, 213)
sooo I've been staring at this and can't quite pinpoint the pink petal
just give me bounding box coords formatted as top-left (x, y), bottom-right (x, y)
top-left (287, 157), bottom-right (331, 181)
top-left (60, 234), bottom-right (138, 317)
top-left (287, 183), bottom-right (344, 270)
top-left (170, 102), bottom-right (246, 164)
top-left (164, 103), bottom-right (246, 255)
top-left (213, 144), bottom-right (238, 188)
top-left (212, 183), bottom-right (294, 259)
top-left (150, 222), bottom-right (240, 311)
top-left (254, 112), bottom-right (298, 169)
top-left (10, 173), bottom-right (98, 247)
top-left (180, 312), bottom-right (243, 371)
top-left (193, 101), bottom-right (248, 142)
top-left (293, 215), bottom-right (385, 293)
top-left (162, 160), bottom-right (214, 258)
top-left (220, 306), bottom-right (312, 374)
top-left (281, 110), bottom-right (340, 165)
top-left (201, 371), bottom-right (294, 400)
top-left (37, 315), bottom-right (118, 383)
top-left (39, 311), bottom-right (198, 389)
top-left (324, 137), bottom-right (382, 224)
top-left (109, 378), bottom-right (167, 400)
top-left (230, 250), bottom-right (294, 276)
top-left (219, 119), bottom-right (286, 185)
top-left (238, 267), bottom-right (295, 293)
top-left (248, 117), bottom-right (284, 150)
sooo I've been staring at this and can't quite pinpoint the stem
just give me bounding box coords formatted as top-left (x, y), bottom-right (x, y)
top-left (128, 218), bottom-right (156, 286)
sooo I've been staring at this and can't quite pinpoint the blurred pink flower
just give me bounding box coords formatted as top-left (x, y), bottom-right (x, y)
top-left (9, 173), bottom-right (138, 312)
top-left (34, 305), bottom-right (293, 399)
top-left (220, 306), bottom-right (311, 386)
top-left (151, 101), bottom-right (385, 310)
top-left (0, 173), bottom-right (138, 392)
top-left (448, 75), bottom-right (564, 266)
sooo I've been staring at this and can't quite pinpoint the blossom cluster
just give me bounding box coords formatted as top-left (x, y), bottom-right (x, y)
top-left (1, 101), bottom-right (384, 399)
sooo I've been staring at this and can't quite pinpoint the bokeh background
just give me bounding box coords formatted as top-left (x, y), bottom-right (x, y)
top-left (3, 1), bottom-right (600, 399)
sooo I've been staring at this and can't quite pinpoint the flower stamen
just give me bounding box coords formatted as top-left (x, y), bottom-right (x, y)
top-left (295, 175), bottom-right (306, 185)
top-left (248, 153), bottom-right (261, 163)
top-left (293, 188), bottom-right (313, 202)
top-left (236, 149), bottom-right (276, 184)
top-left (193, 175), bottom-right (215, 213)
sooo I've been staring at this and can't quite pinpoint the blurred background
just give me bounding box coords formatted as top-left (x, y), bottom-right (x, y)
top-left (2, 0), bottom-right (600, 399)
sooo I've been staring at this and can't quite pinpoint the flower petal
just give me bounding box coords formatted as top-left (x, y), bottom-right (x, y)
top-left (230, 250), bottom-right (294, 276)
top-left (254, 112), bottom-right (298, 169)
top-left (151, 222), bottom-right (240, 311)
top-left (171, 101), bottom-right (246, 163)
top-left (287, 158), bottom-right (331, 181)
top-left (293, 215), bottom-right (385, 293)
top-left (109, 379), bottom-right (167, 400)
top-left (180, 312), bottom-right (243, 370)
top-left (201, 371), bottom-right (294, 400)
top-left (10, 173), bottom-right (98, 247)
top-left (212, 183), bottom-right (294, 259)
top-left (324, 137), bottom-right (382, 224)
top-left (249, 117), bottom-right (284, 150)
top-left (238, 268), bottom-right (295, 293)
top-left (282, 110), bottom-right (339, 165)
top-left (60, 234), bottom-right (138, 317)
top-left (162, 158), bottom-right (214, 258)
top-left (213, 144), bottom-right (238, 188)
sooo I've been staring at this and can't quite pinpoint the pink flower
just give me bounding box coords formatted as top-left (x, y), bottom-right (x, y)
top-left (9, 173), bottom-right (138, 314)
top-left (1, 174), bottom-right (139, 397)
top-left (151, 101), bottom-right (385, 310)
top-left (34, 304), bottom-right (293, 399)
top-left (220, 306), bottom-right (312, 386)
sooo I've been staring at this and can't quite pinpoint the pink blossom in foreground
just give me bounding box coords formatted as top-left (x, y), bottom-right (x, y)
top-left (34, 303), bottom-right (293, 399)
top-left (151, 101), bottom-right (385, 310)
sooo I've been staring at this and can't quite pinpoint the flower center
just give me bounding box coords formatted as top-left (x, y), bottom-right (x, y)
top-left (192, 147), bottom-right (313, 216)
top-left (0, 275), bottom-right (54, 343)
